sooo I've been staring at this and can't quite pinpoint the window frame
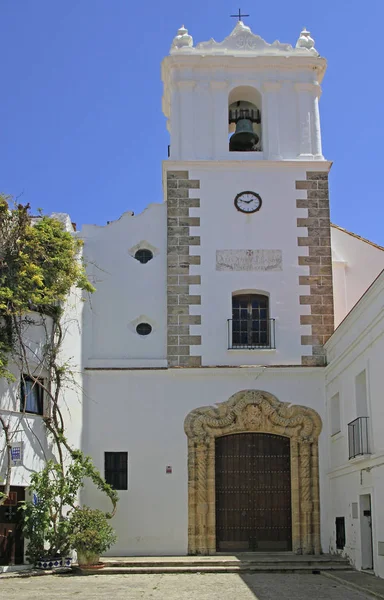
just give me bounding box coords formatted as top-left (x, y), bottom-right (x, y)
top-left (231, 293), bottom-right (270, 349)
top-left (20, 375), bottom-right (44, 416)
top-left (104, 451), bottom-right (128, 491)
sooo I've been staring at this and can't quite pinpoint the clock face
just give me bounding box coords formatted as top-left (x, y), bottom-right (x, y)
top-left (234, 191), bottom-right (262, 214)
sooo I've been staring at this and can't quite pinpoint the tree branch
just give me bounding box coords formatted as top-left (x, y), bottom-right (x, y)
top-left (0, 414), bottom-right (12, 506)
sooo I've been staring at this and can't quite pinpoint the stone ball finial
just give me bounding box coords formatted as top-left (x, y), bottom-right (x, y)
top-left (171, 24), bottom-right (193, 51)
top-left (296, 27), bottom-right (315, 50)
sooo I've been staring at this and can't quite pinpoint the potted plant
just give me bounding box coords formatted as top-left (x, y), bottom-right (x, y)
top-left (69, 506), bottom-right (116, 568)
top-left (20, 453), bottom-right (118, 569)
top-left (20, 461), bottom-right (78, 568)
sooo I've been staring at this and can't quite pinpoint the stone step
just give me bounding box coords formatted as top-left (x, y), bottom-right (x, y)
top-left (79, 564), bottom-right (354, 575)
top-left (102, 556), bottom-right (350, 569)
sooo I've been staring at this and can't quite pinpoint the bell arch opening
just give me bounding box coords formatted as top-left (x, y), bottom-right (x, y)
top-left (228, 86), bottom-right (262, 152)
top-left (184, 390), bottom-right (322, 555)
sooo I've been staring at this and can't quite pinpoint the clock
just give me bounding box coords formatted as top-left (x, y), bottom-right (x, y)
top-left (234, 191), bottom-right (262, 214)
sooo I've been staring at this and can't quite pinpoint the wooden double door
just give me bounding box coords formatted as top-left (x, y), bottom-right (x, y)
top-left (215, 433), bottom-right (292, 552)
top-left (0, 486), bottom-right (25, 565)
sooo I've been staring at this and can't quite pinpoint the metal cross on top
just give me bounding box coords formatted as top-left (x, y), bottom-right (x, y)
top-left (230, 8), bottom-right (250, 21)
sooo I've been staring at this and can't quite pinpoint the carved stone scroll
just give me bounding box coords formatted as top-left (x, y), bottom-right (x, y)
top-left (184, 390), bottom-right (322, 555)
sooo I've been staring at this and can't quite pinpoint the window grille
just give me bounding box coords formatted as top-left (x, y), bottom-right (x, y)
top-left (229, 294), bottom-right (275, 349)
top-left (348, 417), bottom-right (369, 459)
top-left (104, 452), bottom-right (128, 490)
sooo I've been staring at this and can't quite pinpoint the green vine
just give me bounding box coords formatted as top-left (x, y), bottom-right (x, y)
top-left (0, 195), bottom-right (117, 545)
top-left (0, 196), bottom-right (94, 381)
top-left (70, 450), bottom-right (119, 518)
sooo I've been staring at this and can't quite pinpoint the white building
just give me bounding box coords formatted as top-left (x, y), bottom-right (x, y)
top-left (0, 216), bottom-right (85, 566)
top-left (326, 269), bottom-right (384, 574)
top-left (1, 21), bottom-right (384, 576)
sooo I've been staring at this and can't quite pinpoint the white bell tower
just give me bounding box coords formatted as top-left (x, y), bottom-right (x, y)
top-left (162, 22), bottom-right (326, 161)
top-left (162, 22), bottom-right (334, 370)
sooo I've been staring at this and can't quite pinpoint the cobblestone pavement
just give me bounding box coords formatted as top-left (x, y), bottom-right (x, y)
top-left (0, 573), bottom-right (374, 599)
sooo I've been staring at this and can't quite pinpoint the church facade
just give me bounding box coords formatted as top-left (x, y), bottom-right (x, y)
top-left (2, 21), bottom-right (384, 576)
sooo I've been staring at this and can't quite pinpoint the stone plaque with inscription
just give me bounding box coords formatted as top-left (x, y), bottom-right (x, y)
top-left (216, 249), bottom-right (282, 272)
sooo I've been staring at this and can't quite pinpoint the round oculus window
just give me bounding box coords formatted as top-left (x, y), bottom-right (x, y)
top-left (134, 249), bottom-right (153, 264)
top-left (136, 322), bottom-right (152, 336)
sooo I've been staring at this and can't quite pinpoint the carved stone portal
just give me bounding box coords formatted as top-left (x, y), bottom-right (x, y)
top-left (184, 390), bottom-right (322, 555)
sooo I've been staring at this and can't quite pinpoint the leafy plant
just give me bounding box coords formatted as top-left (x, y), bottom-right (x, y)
top-left (0, 196), bottom-right (94, 382)
top-left (21, 460), bottom-right (82, 562)
top-left (20, 454), bottom-right (118, 563)
top-left (69, 506), bottom-right (117, 565)
top-left (0, 195), bottom-right (119, 562)
top-left (0, 196), bottom-right (97, 507)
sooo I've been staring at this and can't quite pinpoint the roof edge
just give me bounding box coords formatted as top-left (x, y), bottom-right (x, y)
top-left (331, 223), bottom-right (384, 252)
top-left (325, 267), bottom-right (384, 348)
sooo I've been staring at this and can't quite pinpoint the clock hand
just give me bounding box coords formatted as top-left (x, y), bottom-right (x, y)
top-left (241, 198), bottom-right (253, 203)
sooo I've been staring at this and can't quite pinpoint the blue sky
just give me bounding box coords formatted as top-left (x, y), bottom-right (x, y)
top-left (2, 1), bottom-right (383, 244)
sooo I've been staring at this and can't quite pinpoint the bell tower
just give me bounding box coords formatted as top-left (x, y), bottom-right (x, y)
top-left (162, 22), bottom-right (326, 161)
top-left (162, 21), bottom-right (334, 369)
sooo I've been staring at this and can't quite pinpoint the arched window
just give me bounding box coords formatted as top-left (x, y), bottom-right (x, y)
top-left (228, 86), bottom-right (262, 153)
top-left (230, 294), bottom-right (273, 349)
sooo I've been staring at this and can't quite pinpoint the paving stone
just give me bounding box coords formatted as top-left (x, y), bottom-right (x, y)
top-left (0, 572), bottom-right (374, 599)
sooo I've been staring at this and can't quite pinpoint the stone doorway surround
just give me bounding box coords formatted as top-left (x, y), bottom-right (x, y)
top-left (184, 390), bottom-right (322, 555)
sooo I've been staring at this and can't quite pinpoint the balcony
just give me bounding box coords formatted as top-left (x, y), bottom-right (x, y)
top-left (348, 417), bottom-right (370, 459)
top-left (227, 318), bottom-right (276, 350)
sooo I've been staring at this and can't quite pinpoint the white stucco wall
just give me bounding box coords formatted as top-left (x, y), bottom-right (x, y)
top-left (325, 271), bottom-right (384, 577)
top-left (0, 289), bottom-right (85, 489)
top-left (331, 225), bottom-right (384, 327)
top-left (79, 160), bottom-right (333, 370)
top-left (81, 367), bottom-right (326, 556)
top-left (81, 204), bottom-right (167, 368)
top-left (170, 161), bottom-right (329, 367)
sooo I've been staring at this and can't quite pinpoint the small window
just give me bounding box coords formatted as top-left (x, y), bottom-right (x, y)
top-left (20, 376), bottom-right (44, 415)
top-left (134, 249), bottom-right (153, 264)
top-left (136, 323), bottom-right (152, 336)
top-left (335, 517), bottom-right (346, 550)
top-left (231, 294), bottom-right (271, 348)
top-left (105, 452), bottom-right (128, 490)
top-left (330, 393), bottom-right (341, 436)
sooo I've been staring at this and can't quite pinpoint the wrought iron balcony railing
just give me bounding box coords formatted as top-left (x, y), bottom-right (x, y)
top-left (227, 318), bottom-right (276, 350)
top-left (348, 416), bottom-right (370, 459)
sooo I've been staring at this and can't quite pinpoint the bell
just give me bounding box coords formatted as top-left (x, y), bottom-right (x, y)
top-left (229, 119), bottom-right (259, 152)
